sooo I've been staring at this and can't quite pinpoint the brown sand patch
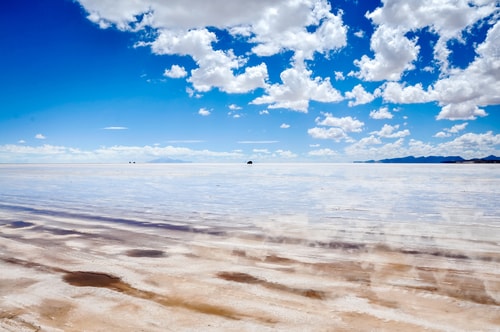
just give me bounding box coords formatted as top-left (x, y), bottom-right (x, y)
top-left (39, 299), bottom-right (74, 323)
top-left (125, 249), bottom-right (165, 257)
top-left (217, 271), bottom-right (326, 300)
top-left (232, 249), bottom-right (247, 257)
top-left (264, 254), bottom-right (296, 264)
top-left (62, 271), bottom-right (247, 320)
top-left (441, 271), bottom-right (498, 305)
top-left (312, 261), bottom-right (373, 284)
top-left (338, 311), bottom-right (434, 332)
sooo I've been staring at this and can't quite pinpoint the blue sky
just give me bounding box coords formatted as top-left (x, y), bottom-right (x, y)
top-left (0, 0), bottom-right (499, 163)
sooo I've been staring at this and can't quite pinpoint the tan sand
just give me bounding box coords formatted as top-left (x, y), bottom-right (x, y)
top-left (1, 212), bottom-right (499, 331)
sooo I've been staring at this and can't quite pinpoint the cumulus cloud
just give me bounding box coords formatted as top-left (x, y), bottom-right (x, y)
top-left (377, 19), bottom-right (499, 120)
top-left (315, 113), bottom-right (364, 132)
top-left (353, 0), bottom-right (498, 120)
top-left (163, 64), bottom-right (187, 78)
top-left (334, 71), bottom-right (345, 81)
top-left (308, 127), bottom-right (349, 141)
top-left (345, 84), bottom-right (375, 107)
top-left (434, 122), bottom-right (469, 138)
top-left (345, 137), bottom-right (406, 159)
top-left (0, 143), bottom-right (245, 163)
top-left (35, 134), bottom-right (46, 140)
top-left (228, 104), bottom-right (242, 110)
top-left (434, 21), bottom-right (500, 120)
top-left (358, 0), bottom-right (497, 78)
top-left (76, 0), bottom-right (349, 112)
top-left (346, 131), bottom-right (499, 161)
top-left (308, 113), bottom-right (364, 142)
top-left (308, 148), bottom-right (337, 156)
top-left (371, 124), bottom-right (410, 138)
top-left (370, 106), bottom-right (393, 119)
top-left (237, 140), bottom-right (278, 144)
top-left (280, 123), bottom-right (291, 129)
top-left (275, 149), bottom-right (297, 158)
top-left (67, 0), bottom-right (499, 149)
top-left (382, 82), bottom-right (434, 104)
top-left (354, 25), bottom-right (420, 81)
top-left (252, 148), bottom-right (270, 154)
top-left (251, 66), bottom-right (343, 112)
top-left (436, 103), bottom-right (487, 120)
top-left (247, 1), bottom-right (347, 63)
top-left (435, 131), bottom-right (500, 157)
top-left (146, 28), bottom-right (269, 93)
top-left (198, 108), bottom-right (211, 116)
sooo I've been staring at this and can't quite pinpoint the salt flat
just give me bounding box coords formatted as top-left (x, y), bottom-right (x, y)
top-left (0, 164), bottom-right (499, 331)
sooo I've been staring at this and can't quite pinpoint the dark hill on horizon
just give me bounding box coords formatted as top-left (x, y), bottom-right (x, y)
top-left (356, 155), bottom-right (500, 164)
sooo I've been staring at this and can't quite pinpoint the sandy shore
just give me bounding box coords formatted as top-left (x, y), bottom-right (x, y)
top-left (1, 208), bottom-right (499, 331)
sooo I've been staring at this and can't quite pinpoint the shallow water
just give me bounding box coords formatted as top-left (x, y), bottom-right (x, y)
top-left (1, 163), bottom-right (499, 331)
top-left (1, 163), bottom-right (498, 242)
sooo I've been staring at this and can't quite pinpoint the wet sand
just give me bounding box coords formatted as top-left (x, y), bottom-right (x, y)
top-left (1, 211), bottom-right (499, 331)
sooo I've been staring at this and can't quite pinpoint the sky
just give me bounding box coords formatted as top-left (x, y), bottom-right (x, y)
top-left (0, 0), bottom-right (499, 163)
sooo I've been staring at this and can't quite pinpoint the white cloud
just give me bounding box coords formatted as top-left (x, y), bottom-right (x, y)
top-left (436, 102), bottom-right (487, 120)
top-left (382, 82), bottom-right (434, 104)
top-left (227, 104), bottom-right (243, 118)
top-left (35, 134), bottom-right (46, 140)
top-left (198, 108), bottom-right (211, 116)
top-left (103, 126), bottom-right (128, 130)
top-left (251, 65), bottom-right (343, 112)
top-left (280, 123), bottom-right (290, 129)
top-left (238, 140), bottom-right (278, 144)
top-left (77, 0), bottom-right (348, 101)
top-left (74, 0), bottom-right (350, 113)
top-left (247, 1), bottom-right (347, 62)
top-left (308, 148), bottom-right (337, 156)
top-left (371, 124), bottom-right (410, 138)
top-left (363, 0), bottom-right (497, 74)
top-left (163, 64), bottom-right (187, 78)
top-left (275, 149), bottom-right (297, 158)
top-left (369, 106), bottom-right (393, 120)
top-left (334, 71), bottom-right (345, 81)
top-left (308, 127), bottom-right (349, 141)
top-left (252, 148), bottom-right (270, 154)
top-left (228, 104), bottom-right (242, 110)
top-left (345, 131), bottom-right (499, 161)
top-left (354, 30), bottom-right (364, 38)
top-left (434, 21), bottom-right (500, 120)
top-left (308, 113), bottom-right (364, 142)
top-left (435, 131), bottom-right (500, 157)
top-left (315, 113), bottom-right (364, 132)
top-left (142, 28), bottom-right (269, 93)
top-left (448, 123), bottom-right (469, 133)
top-left (434, 122), bottom-right (469, 138)
top-left (353, 25), bottom-right (420, 81)
top-left (259, 110), bottom-right (269, 115)
top-left (345, 84), bottom-right (375, 107)
top-left (18, 140), bottom-right (26, 144)
top-left (434, 131), bottom-right (451, 138)
top-left (345, 137), bottom-right (406, 160)
top-left (0, 143), bottom-right (247, 163)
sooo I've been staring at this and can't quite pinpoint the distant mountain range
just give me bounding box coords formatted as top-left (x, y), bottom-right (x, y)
top-left (356, 155), bottom-right (500, 164)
